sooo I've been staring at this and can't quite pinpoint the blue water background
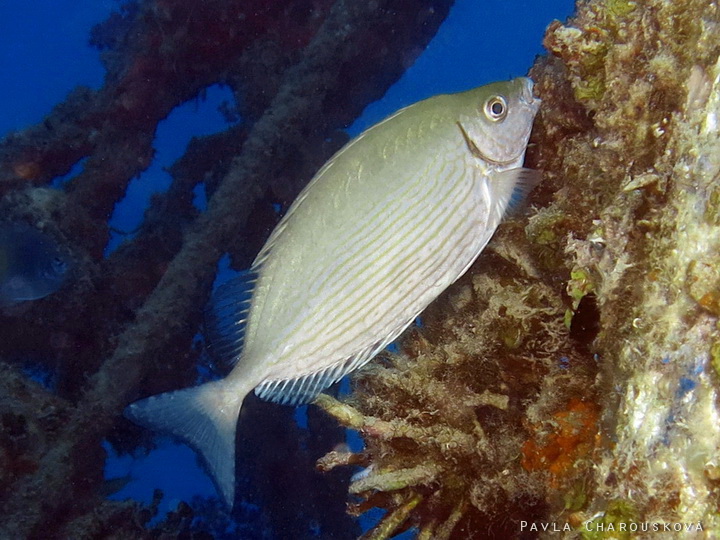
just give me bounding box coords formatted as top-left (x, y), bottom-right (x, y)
top-left (0, 0), bottom-right (575, 533)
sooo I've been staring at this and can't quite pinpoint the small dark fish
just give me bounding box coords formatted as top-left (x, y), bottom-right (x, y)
top-left (0, 223), bottom-right (71, 307)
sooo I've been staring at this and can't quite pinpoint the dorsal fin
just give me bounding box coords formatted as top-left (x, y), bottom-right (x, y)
top-left (255, 339), bottom-right (391, 406)
top-left (204, 271), bottom-right (257, 367)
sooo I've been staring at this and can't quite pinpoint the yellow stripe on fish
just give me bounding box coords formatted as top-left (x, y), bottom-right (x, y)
top-left (125, 77), bottom-right (542, 508)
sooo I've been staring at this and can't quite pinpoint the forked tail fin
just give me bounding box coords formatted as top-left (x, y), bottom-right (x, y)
top-left (124, 378), bottom-right (246, 507)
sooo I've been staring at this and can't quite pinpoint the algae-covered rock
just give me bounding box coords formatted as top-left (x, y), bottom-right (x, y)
top-left (318, 0), bottom-right (720, 537)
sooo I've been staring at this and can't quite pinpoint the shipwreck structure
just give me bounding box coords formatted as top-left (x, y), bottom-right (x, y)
top-left (0, 1), bottom-right (453, 537)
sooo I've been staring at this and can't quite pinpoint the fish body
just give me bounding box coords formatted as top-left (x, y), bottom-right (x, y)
top-left (126, 77), bottom-right (541, 507)
top-left (0, 223), bottom-right (71, 307)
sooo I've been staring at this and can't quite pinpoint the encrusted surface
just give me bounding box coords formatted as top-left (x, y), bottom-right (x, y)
top-left (318, 1), bottom-right (720, 537)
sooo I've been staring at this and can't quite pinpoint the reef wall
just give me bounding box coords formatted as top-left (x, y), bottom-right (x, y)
top-left (318, 0), bottom-right (720, 538)
top-left (0, 1), bottom-right (454, 537)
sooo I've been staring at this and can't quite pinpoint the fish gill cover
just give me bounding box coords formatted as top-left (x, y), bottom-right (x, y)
top-left (1, 0), bottom-right (719, 539)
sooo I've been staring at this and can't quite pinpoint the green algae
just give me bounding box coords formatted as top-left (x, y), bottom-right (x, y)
top-left (581, 500), bottom-right (637, 540)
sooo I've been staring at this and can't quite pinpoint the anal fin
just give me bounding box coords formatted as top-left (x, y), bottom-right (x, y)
top-left (255, 340), bottom-right (390, 406)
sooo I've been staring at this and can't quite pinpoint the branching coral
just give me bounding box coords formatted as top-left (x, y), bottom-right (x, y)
top-left (318, 0), bottom-right (720, 537)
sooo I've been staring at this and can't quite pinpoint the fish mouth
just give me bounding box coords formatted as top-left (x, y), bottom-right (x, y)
top-left (517, 77), bottom-right (541, 111)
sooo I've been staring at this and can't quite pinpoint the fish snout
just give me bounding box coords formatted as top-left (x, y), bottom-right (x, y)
top-left (517, 77), bottom-right (541, 111)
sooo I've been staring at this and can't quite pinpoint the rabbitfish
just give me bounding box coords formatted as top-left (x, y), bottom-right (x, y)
top-left (0, 223), bottom-right (71, 307)
top-left (126, 77), bottom-right (541, 506)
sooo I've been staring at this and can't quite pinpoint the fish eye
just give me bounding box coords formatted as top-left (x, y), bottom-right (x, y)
top-left (484, 96), bottom-right (508, 121)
